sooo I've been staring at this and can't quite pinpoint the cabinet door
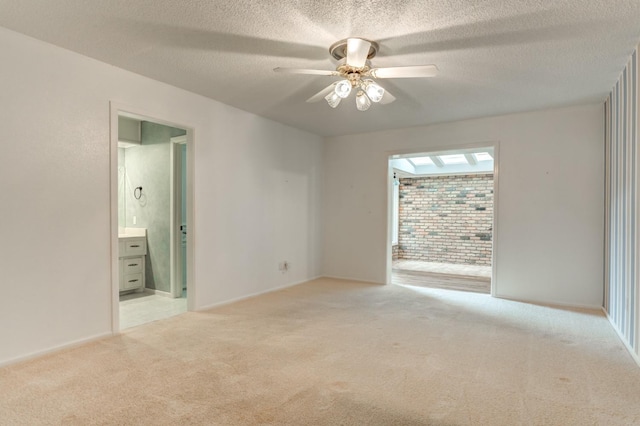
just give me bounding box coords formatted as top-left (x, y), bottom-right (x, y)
top-left (123, 257), bottom-right (143, 274)
top-left (123, 273), bottom-right (143, 291)
top-left (124, 239), bottom-right (147, 256)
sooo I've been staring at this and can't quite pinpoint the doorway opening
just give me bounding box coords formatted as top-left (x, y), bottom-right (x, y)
top-left (112, 109), bottom-right (193, 331)
top-left (388, 147), bottom-right (496, 294)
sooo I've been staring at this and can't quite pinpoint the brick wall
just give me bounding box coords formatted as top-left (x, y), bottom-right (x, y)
top-left (398, 174), bottom-right (493, 265)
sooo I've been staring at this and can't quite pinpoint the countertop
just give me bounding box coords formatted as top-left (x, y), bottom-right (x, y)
top-left (118, 227), bottom-right (146, 239)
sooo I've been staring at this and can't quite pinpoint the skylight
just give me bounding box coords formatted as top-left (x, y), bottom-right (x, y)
top-left (474, 152), bottom-right (493, 162)
top-left (409, 156), bottom-right (434, 166)
top-left (392, 149), bottom-right (494, 177)
top-left (439, 154), bottom-right (467, 165)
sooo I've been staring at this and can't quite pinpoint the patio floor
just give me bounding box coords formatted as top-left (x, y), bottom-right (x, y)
top-left (392, 259), bottom-right (491, 294)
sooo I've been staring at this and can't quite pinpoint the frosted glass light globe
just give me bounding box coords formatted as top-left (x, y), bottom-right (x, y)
top-left (334, 79), bottom-right (352, 98)
top-left (363, 80), bottom-right (385, 103)
top-left (356, 91), bottom-right (371, 111)
top-left (325, 92), bottom-right (341, 108)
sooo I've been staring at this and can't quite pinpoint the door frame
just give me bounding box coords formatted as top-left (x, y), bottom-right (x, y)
top-left (109, 101), bottom-right (196, 333)
top-left (386, 142), bottom-right (500, 297)
top-left (170, 135), bottom-right (187, 298)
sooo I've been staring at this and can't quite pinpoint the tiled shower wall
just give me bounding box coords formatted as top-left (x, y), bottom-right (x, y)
top-left (398, 174), bottom-right (493, 266)
top-left (605, 45), bottom-right (639, 362)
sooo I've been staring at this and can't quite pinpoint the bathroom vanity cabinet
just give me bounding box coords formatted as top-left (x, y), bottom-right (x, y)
top-left (118, 230), bottom-right (147, 293)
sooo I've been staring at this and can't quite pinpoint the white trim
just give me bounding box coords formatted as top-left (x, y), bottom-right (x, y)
top-left (604, 98), bottom-right (610, 313)
top-left (196, 276), bottom-right (323, 312)
top-left (109, 104), bottom-right (120, 333)
top-left (491, 143), bottom-right (500, 297)
top-left (0, 332), bottom-right (112, 368)
top-left (110, 101), bottom-right (197, 333)
top-left (386, 164), bottom-right (394, 285)
top-left (603, 307), bottom-right (640, 368)
top-left (635, 59), bottom-right (640, 366)
top-left (143, 288), bottom-right (174, 298)
top-left (495, 294), bottom-right (604, 310)
top-left (170, 135), bottom-right (187, 299)
top-left (391, 177), bottom-right (399, 245)
top-left (388, 141), bottom-right (498, 157)
top-left (385, 142), bottom-right (499, 298)
top-left (171, 135), bottom-right (187, 144)
top-left (321, 275), bottom-right (384, 285)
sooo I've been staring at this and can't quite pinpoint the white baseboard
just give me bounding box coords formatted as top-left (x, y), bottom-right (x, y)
top-left (196, 276), bottom-right (322, 312)
top-left (0, 332), bottom-right (112, 368)
top-left (321, 275), bottom-right (385, 285)
top-left (602, 307), bottom-right (640, 369)
top-left (143, 288), bottom-right (174, 298)
top-left (493, 293), bottom-right (603, 311)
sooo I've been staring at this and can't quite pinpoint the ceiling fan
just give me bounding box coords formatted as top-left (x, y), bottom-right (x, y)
top-left (274, 37), bottom-right (438, 111)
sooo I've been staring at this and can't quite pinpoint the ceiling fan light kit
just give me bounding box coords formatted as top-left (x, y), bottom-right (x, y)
top-left (356, 91), bottom-right (371, 111)
top-left (274, 37), bottom-right (438, 112)
top-left (363, 79), bottom-right (385, 103)
top-left (325, 91), bottom-right (342, 108)
top-left (334, 79), bottom-right (352, 98)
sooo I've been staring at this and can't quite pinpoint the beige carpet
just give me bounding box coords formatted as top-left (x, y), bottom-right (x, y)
top-left (1, 278), bottom-right (640, 425)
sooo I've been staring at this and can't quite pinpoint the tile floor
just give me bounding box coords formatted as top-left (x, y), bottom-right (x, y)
top-left (392, 259), bottom-right (492, 277)
top-left (119, 291), bottom-right (187, 330)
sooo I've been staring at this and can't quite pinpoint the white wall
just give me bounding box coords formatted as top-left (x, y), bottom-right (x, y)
top-left (0, 27), bottom-right (323, 365)
top-left (323, 104), bottom-right (604, 308)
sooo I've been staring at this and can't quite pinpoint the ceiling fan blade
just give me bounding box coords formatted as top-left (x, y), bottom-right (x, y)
top-left (273, 67), bottom-right (338, 76)
top-left (346, 38), bottom-right (371, 68)
top-left (380, 90), bottom-right (396, 105)
top-left (370, 65), bottom-right (439, 79)
top-left (306, 83), bottom-right (338, 103)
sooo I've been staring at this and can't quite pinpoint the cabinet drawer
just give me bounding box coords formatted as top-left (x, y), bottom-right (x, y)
top-left (124, 238), bottom-right (146, 256)
top-left (123, 273), bottom-right (143, 290)
top-left (123, 257), bottom-right (143, 274)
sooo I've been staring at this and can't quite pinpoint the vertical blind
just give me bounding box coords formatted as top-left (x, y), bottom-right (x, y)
top-left (605, 46), bottom-right (639, 359)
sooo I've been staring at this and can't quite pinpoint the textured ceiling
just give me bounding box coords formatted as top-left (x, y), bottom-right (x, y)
top-left (1, 0), bottom-right (639, 137)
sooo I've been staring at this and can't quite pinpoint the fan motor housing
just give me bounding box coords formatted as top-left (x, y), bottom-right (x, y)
top-left (329, 38), bottom-right (379, 61)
